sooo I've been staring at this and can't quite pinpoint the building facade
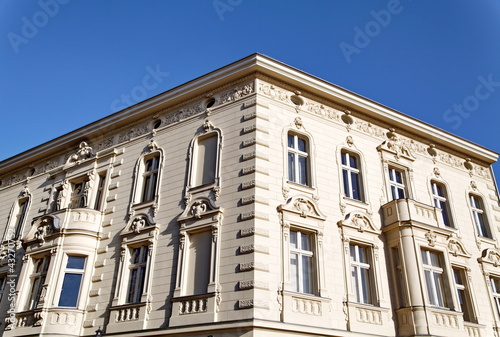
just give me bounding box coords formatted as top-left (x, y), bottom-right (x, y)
top-left (0, 54), bottom-right (499, 337)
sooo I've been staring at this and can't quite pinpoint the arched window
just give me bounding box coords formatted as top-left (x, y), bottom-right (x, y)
top-left (431, 181), bottom-right (454, 228)
top-left (341, 150), bottom-right (363, 201)
top-left (287, 133), bottom-right (310, 186)
top-left (469, 194), bottom-right (491, 238)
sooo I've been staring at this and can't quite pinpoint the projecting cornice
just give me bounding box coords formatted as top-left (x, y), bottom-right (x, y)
top-left (0, 54), bottom-right (497, 176)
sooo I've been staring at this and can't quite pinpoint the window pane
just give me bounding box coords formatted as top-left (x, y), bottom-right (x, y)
top-left (67, 256), bottom-right (85, 269)
top-left (350, 172), bottom-right (360, 200)
top-left (349, 155), bottom-right (357, 168)
top-left (342, 170), bottom-right (350, 197)
top-left (58, 273), bottom-right (83, 307)
top-left (298, 155), bottom-right (308, 185)
top-left (300, 232), bottom-right (309, 251)
top-left (297, 137), bottom-right (306, 152)
top-left (287, 134), bottom-right (294, 148)
top-left (360, 268), bottom-right (371, 303)
top-left (290, 231), bottom-right (298, 249)
top-left (341, 152), bottom-right (347, 166)
top-left (290, 253), bottom-right (298, 292)
top-left (288, 153), bottom-right (295, 182)
top-left (301, 255), bottom-right (312, 294)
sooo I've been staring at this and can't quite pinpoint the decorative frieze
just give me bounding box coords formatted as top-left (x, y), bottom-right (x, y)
top-left (291, 297), bottom-right (322, 316)
top-left (356, 307), bottom-right (382, 325)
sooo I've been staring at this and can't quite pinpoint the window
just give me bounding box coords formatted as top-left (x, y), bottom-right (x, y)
top-left (470, 195), bottom-right (491, 238)
top-left (93, 174), bottom-right (106, 210)
top-left (350, 244), bottom-right (373, 304)
top-left (141, 156), bottom-right (160, 202)
top-left (341, 151), bottom-right (363, 201)
top-left (58, 256), bottom-right (86, 307)
top-left (0, 275), bottom-right (6, 302)
top-left (127, 246), bottom-right (148, 303)
top-left (288, 133), bottom-right (309, 186)
top-left (27, 255), bottom-right (51, 310)
top-left (70, 180), bottom-right (89, 208)
top-left (490, 277), bottom-right (500, 317)
top-left (192, 134), bottom-right (217, 187)
top-left (388, 167), bottom-right (406, 200)
top-left (431, 181), bottom-right (453, 228)
top-left (184, 230), bottom-right (211, 295)
top-left (453, 267), bottom-right (474, 322)
top-left (421, 250), bottom-right (447, 307)
top-left (12, 199), bottom-right (29, 239)
top-left (290, 230), bottom-right (314, 294)
top-left (392, 247), bottom-right (406, 308)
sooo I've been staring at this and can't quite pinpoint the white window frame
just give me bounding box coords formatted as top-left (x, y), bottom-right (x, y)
top-left (289, 229), bottom-right (315, 294)
top-left (350, 244), bottom-right (373, 304)
top-left (93, 173), bottom-right (107, 210)
top-left (26, 255), bottom-right (51, 310)
top-left (490, 276), bottom-right (500, 317)
top-left (57, 255), bottom-right (86, 308)
top-left (341, 151), bottom-right (363, 201)
top-left (421, 250), bottom-right (447, 308)
top-left (469, 194), bottom-right (491, 238)
top-left (452, 266), bottom-right (475, 322)
top-left (388, 167), bottom-right (406, 200)
top-left (431, 181), bottom-right (454, 228)
top-left (287, 133), bottom-right (310, 186)
top-left (126, 245), bottom-right (149, 303)
top-left (141, 155), bottom-right (160, 203)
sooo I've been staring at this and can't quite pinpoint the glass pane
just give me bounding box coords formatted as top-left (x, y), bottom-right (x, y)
top-left (358, 246), bottom-right (367, 263)
top-left (429, 252), bottom-right (439, 267)
top-left (298, 155), bottom-right (308, 185)
top-left (297, 137), bottom-right (306, 152)
top-left (288, 153), bottom-right (295, 182)
top-left (67, 256), bottom-right (85, 269)
top-left (58, 273), bottom-right (83, 307)
top-left (421, 250), bottom-right (429, 265)
top-left (351, 172), bottom-right (360, 200)
top-left (289, 231), bottom-right (297, 249)
top-left (394, 170), bottom-right (403, 183)
top-left (341, 152), bottom-right (347, 166)
top-left (302, 255), bottom-right (311, 294)
top-left (349, 154), bottom-right (357, 168)
top-left (342, 170), bottom-right (350, 197)
top-left (391, 186), bottom-right (398, 200)
top-left (300, 232), bottom-right (309, 251)
top-left (290, 253), bottom-right (298, 292)
top-left (288, 134), bottom-right (294, 148)
top-left (145, 158), bottom-right (153, 172)
top-left (433, 273), bottom-right (444, 307)
top-left (349, 245), bottom-right (356, 261)
top-left (361, 268), bottom-right (371, 303)
top-left (132, 248), bottom-right (141, 264)
top-left (424, 270), bottom-right (435, 304)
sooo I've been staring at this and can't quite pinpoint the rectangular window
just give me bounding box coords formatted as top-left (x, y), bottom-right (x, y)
top-left (421, 250), bottom-right (447, 307)
top-left (453, 267), bottom-right (474, 322)
top-left (141, 156), bottom-right (159, 202)
top-left (490, 277), bottom-right (500, 317)
top-left (58, 256), bottom-right (86, 307)
top-left (389, 167), bottom-right (406, 200)
top-left (392, 247), bottom-right (406, 308)
top-left (432, 182), bottom-right (453, 228)
top-left (350, 244), bottom-right (372, 304)
top-left (27, 255), bottom-right (51, 310)
top-left (185, 230), bottom-right (211, 295)
top-left (290, 230), bottom-right (314, 294)
top-left (194, 135), bottom-right (217, 187)
top-left (127, 246), bottom-right (148, 303)
top-left (93, 174), bottom-right (106, 210)
top-left (288, 134), bottom-right (309, 186)
top-left (342, 151), bottom-right (363, 201)
top-left (70, 180), bottom-right (89, 208)
top-left (470, 195), bottom-right (491, 238)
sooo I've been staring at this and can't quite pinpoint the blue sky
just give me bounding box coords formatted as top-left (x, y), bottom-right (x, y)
top-left (1, 0), bottom-right (500, 179)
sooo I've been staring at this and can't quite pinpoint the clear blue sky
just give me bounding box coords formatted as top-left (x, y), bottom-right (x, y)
top-left (1, 1), bottom-right (500, 179)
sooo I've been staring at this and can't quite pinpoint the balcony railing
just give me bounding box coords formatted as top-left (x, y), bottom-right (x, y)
top-left (382, 198), bottom-right (445, 228)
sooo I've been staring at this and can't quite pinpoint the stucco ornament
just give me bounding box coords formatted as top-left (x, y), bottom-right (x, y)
top-left (294, 197), bottom-right (312, 217)
top-left (131, 216), bottom-right (147, 233)
top-left (191, 200), bottom-right (207, 219)
top-left (68, 141), bottom-right (94, 164)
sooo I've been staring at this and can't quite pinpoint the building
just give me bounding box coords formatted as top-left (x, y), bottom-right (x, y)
top-left (0, 54), bottom-right (499, 337)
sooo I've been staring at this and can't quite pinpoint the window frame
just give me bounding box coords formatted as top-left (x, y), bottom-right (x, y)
top-left (287, 133), bottom-right (310, 187)
top-left (431, 181), bottom-right (454, 228)
top-left (57, 255), bottom-right (86, 308)
top-left (130, 144), bottom-right (164, 210)
top-left (140, 155), bottom-right (160, 203)
top-left (388, 167), bottom-right (407, 200)
top-left (26, 255), bottom-right (51, 311)
top-left (490, 276), bottom-right (500, 318)
top-left (289, 229), bottom-right (315, 294)
top-left (452, 266), bottom-right (475, 322)
top-left (469, 194), bottom-right (492, 238)
top-left (349, 243), bottom-right (374, 304)
top-left (341, 150), bottom-right (364, 202)
top-left (421, 249), bottom-right (448, 308)
top-left (126, 245), bottom-right (149, 304)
